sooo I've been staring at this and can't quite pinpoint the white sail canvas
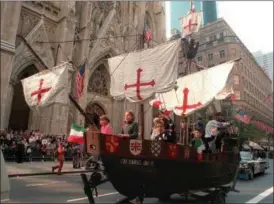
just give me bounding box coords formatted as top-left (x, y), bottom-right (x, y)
top-left (150, 61), bottom-right (235, 116)
top-left (108, 40), bottom-right (180, 102)
top-left (21, 62), bottom-right (71, 108)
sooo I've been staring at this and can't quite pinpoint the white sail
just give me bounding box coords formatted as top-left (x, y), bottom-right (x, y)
top-left (149, 61), bottom-right (235, 116)
top-left (21, 62), bottom-right (71, 108)
top-left (108, 40), bottom-right (180, 102)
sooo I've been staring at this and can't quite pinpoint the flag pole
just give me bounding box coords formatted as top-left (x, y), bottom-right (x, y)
top-left (179, 1), bottom-right (201, 145)
top-left (138, 17), bottom-right (147, 140)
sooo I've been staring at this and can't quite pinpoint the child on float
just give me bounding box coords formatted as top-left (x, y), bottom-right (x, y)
top-left (191, 127), bottom-right (206, 160)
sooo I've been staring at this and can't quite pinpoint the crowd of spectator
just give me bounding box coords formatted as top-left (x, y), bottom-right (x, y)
top-left (0, 129), bottom-right (73, 161)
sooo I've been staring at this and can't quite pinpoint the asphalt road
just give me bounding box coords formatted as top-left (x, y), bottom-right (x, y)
top-left (3, 160), bottom-right (273, 203)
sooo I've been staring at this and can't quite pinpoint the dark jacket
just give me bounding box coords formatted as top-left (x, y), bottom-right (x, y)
top-left (121, 121), bottom-right (139, 139)
top-left (162, 117), bottom-right (177, 143)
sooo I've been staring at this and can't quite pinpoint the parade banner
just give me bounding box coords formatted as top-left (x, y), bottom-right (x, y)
top-left (21, 62), bottom-right (71, 108)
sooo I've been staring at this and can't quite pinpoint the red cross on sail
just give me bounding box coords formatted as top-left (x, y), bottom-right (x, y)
top-left (175, 88), bottom-right (202, 115)
top-left (21, 62), bottom-right (71, 108)
top-left (108, 40), bottom-right (180, 102)
top-left (124, 68), bottom-right (155, 100)
top-left (31, 79), bottom-right (52, 105)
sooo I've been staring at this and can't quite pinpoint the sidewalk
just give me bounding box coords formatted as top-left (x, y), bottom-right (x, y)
top-left (7, 161), bottom-right (91, 177)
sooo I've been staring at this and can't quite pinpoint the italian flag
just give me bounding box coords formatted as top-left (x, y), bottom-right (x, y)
top-left (67, 123), bottom-right (86, 144)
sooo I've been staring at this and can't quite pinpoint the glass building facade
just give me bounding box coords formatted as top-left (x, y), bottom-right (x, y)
top-left (202, 1), bottom-right (218, 25)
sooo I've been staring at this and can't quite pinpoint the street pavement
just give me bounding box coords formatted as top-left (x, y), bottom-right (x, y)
top-left (7, 161), bottom-right (89, 176)
top-left (3, 160), bottom-right (273, 203)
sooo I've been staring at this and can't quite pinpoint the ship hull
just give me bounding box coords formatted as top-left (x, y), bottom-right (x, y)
top-left (102, 154), bottom-right (238, 198)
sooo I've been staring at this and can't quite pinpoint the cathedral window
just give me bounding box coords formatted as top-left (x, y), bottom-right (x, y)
top-left (88, 64), bottom-right (109, 96)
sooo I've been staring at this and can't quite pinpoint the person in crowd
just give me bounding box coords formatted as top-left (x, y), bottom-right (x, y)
top-left (26, 145), bottom-right (32, 163)
top-left (52, 143), bottom-right (66, 174)
top-left (100, 115), bottom-right (114, 135)
top-left (72, 143), bottom-right (81, 169)
top-left (15, 139), bottom-right (24, 163)
top-left (150, 118), bottom-right (165, 140)
top-left (41, 144), bottom-right (47, 162)
top-left (119, 111), bottom-right (139, 139)
top-left (2, 129), bottom-right (76, 162)
top-left (204, 113), bottom-right (230, 152)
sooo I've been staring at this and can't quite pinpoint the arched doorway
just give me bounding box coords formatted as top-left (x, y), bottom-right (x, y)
top-left (85, 102), bottom-right (106, 128)
top-left (9, 64), bottom-right (38, 131)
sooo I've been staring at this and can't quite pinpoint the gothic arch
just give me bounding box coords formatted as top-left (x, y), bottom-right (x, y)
top-left (86, 102), bottom-right (106, 116)
top-left (87, 46), bottom-right (119, 70)
top-left (10, 59), bottom-right (43, 82)
top-left (11, 36), bottom-right (46, 82)
top-left (9, 64), bottom-right (39, 131)
top-left (85, 102), bottom-right (106, 128)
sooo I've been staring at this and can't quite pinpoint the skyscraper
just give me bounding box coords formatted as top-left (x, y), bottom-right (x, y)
top-left (253, 51), bottom-right (273, 81)
top-left (166, 1), bottom-right (202, 38)
top-left (202, 1), bottom-right (218, 25)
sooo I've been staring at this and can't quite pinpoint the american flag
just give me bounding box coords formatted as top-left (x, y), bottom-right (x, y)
top-left (76, 62), bottom-right (86, 99)
top-left (234, 110), bottom-right (250, 124)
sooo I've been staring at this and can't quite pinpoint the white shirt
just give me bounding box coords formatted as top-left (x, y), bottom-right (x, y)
top-left (6, 134), bottom-right (11, 140)
top-left (29, 136), bottom-right (36, 143)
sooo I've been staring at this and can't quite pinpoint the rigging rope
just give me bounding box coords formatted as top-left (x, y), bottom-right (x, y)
top-left (36, 34), bottom-right (142, 44)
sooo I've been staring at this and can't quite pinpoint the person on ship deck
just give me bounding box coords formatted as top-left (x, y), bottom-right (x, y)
top-left (204, 113), bottom-right (231, 152)
top-left (152, 112), bottom-right (177, 143)
top-left (119, 111), bottom-right (139, 139)
top-left (150, 118), bottom-right (165, 140)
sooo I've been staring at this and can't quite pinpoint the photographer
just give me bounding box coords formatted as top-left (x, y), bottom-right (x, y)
top-left (204, 113), bottom-right (230, 152)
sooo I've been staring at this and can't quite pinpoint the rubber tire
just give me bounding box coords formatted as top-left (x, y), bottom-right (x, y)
top-left (248, 168), bottom-right (254, 180)
top-left (211, 191), bottom-right (226, 204)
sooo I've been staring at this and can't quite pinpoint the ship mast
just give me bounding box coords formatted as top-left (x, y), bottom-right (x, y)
top-left (180, 1), bottom-right (201, 144)
top-left (139, 34), bottom-right (145, 140)
top-left (138, 15), bottom-right (148, 140)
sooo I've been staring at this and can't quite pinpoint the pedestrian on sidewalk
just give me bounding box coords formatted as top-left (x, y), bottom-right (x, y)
top-left (26, 146), bottom-right (32, 163)
top-left (72, 143), bottom-right (81, 169)
top-left (52, 143), bottom-right (66, 175)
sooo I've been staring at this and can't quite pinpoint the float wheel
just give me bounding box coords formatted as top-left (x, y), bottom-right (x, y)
top-left (211, 190), bottom-right (226, 204)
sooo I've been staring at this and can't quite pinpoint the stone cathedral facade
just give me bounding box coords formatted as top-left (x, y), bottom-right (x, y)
top-left (1, 1), bottom-right (166, 137)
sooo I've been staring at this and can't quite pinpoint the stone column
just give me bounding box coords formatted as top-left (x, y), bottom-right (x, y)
top-left (44, 2), bottom-right (76, 135)
top-left (0, 2), bottom-right (22, 130)
top-left (73, 2), bottom-right (93, 126)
